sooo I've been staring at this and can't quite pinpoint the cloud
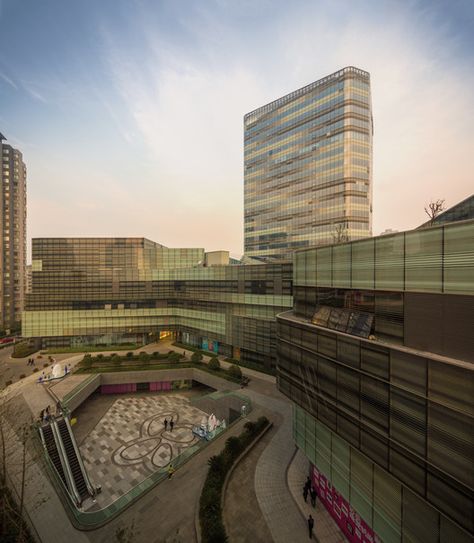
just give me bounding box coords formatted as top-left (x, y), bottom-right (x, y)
top-left (0, 70), bottom-right (17, 89)
top-left (22, 82), bottom-right (47, 103)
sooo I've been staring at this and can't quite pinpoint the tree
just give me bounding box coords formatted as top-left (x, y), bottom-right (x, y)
top-left (208, 357), bottom-right (220, 371)
top-left (0, 394), bottom-right (42, 541)
top-left (227, 364), bottom-right (242, 380)
top-left (424, 199), bottom-right (445, 226)
top-left (331, 222), bottom-right (349, 244)
top-left (191, 352), bottom-right (203, 364)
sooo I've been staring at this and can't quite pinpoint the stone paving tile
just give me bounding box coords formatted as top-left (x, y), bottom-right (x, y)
top-left (79, 394), bottom-right (208, 507)
top-left (288, 448), bottom-right (347, 543)
top-left (246, 390), bottom-right (313, 543)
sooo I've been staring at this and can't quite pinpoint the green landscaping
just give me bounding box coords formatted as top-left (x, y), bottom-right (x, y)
top-left (224, 357), bottom-right (276, 376)
top-left (172, 341), bottom-right (215, 358)
top-left (199, 416), bottom-right (270, 543)
top-left (43, 343), bottom-right (142, 354)
top-left (74, 350), bottom-right (243, 384)
top-left (11, 341), bottom-right (38, 359)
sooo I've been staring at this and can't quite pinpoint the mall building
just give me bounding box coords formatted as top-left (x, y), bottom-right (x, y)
top-left (276, 218), bottom-right (474, 542)
top-left (22, 237), bottom-right (292, 369)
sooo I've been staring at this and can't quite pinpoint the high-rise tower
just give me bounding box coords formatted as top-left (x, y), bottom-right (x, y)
top-left (244, 66), bottom-right (373, 260)
top-left (0, 133), bottom-right (27, 333)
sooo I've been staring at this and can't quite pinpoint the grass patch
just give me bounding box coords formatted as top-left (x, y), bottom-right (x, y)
top-left (199, 416), bottom-right (270, 543)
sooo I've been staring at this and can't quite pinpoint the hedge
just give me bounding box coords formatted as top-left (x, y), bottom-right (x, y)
top-left (199, 416), bottom-right (270, 543)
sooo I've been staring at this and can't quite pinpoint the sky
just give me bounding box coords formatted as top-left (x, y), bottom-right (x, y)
top-left (0, 0), bottom-right (473, 259)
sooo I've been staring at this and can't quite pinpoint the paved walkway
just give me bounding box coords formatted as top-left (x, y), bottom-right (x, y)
top-left (288, 449), bottom-right (347, 543)
top-left (243, 389), bottom-right (312, 543)
top-left (1, 342), bottom-right (347, 543)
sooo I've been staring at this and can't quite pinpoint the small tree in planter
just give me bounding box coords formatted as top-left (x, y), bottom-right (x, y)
top-left (191, 351), bottom-right (203, 364)
top-left (168, 352), bottom-right (181, 363)
top-left (126, 352), bottom-right (134, 359)
top-left (208, 357), bottom-right (220, 371)
top-left (227, 364), bottom-right (242, 380)
top-left (138, 352), bottom-right (149, 363)
top-left (111, 354), bottom-right (122, 367)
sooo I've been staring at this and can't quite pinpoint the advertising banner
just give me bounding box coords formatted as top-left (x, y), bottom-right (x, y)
top-left (311, 464), bottom-right (381, 543)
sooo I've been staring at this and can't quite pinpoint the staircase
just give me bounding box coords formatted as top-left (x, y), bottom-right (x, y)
top-left (41, 424), bottom-right (67, 488)
top-left (57, 418), bottom-right (89, 501)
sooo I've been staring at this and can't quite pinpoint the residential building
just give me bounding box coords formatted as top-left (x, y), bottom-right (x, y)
top-left (0, 133), bottom-right (27, 333)
top-left (244, 66), bottom-right (372, 260)
top-left (276, 219), bottom-right (474, 542)
top-left (22, 238), bottom-right (292, 369)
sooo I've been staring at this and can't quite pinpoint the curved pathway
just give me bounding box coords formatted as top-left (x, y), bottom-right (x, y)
top-left (245, 389), bottom-right (313, 542)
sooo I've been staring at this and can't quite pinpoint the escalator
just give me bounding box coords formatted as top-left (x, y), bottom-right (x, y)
top-left (41, 424), bottom-right (67, 488)
top-left (56, 418), bottom-right (90, 502)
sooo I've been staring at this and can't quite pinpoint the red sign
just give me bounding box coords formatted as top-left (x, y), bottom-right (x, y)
top-left (311, 464), bottom-right (381, 543)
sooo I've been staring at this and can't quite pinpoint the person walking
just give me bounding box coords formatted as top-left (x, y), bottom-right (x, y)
top-left (167, 464), bottom-right (175, 479)
top-left (164, 418), bottom-right (168, 431)
top-left (303, 485), bottom-right (309, 503)
top-left (307, 514), bottom-right (314, 539)
top-left (305, 476), bottom-right (311, 491)
top-left (170, 418), bottom-right (174, 432)
top-left (310, 487), bottom-right (317, 508)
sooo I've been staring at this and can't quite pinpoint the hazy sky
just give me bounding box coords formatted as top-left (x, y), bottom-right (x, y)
top-left (1, 0), bottom-right (473, 258)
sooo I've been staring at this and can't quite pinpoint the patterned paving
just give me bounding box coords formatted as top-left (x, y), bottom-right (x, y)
top-left (79, 395), bottom-right (207, 506)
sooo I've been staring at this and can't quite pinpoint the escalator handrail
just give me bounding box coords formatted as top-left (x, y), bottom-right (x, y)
top-left (51, 419), bottom-right (82, 507)
top-left (63, 416), bottom-right (95, 498)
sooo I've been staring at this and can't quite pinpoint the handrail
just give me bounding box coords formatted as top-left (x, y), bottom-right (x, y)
top-left (61, 373), bottom-right (100, 409)
top-left (64, 416), bottom-right (95, 498)
top-left (51, 419), bottom-right (82, 506)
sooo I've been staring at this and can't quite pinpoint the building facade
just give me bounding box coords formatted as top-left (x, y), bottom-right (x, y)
top-left (244, 66), bottom-right (372, 261)
top-left (276, 219), bottom-right (474, 542)
top-left (0, 134), bottom-right (27, 333)
top-left (22, 238), bottom-right (292, 369)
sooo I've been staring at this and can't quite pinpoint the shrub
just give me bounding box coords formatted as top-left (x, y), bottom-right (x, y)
top-left (200, 418), bottom-right (269, 543)
top-left (224, 436), bottom-right (242, 458)
top-left (138, 352), bottom-right (150, 362)
top-left (243, 420), bottom-right (256, 434)
top-left (227, 364), bottom-right (242, 380)
top-left (33, 368), bottom-right (39, 373)
top-left (126, 352), bottom-right (134, 359)
top-left (208, 357), bottom-right (220, 371)
top-left (19, 374), bottom-right (26, 379)
top-left (111, 354), bottom-right (122, 366)
top-left (43, 363), bottom-right (49, 368)
top-left (191, 351), bottom-right (203, 364)
top-left (5, 380), bottom-right (12, 387)
top-left (168, 352), bottom-right (181, 363)
top-left (96, 354), bottom-right (104, 360)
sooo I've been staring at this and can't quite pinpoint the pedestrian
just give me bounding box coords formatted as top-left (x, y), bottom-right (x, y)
top-left (303, 485), bottom-right (309, 503)
top-left (308, 514), bottom-right (314, 539)
top-left (170, 418), bottom-right (174, 432)
top-left (164, 418), bottom-right (168, 431)
top-left (304, 476), bottom-right (311, 491)
top-left (167, 464), bottom-right (175, 479)
top-left (39, 409), bottom-right (44, 422)
top-left (310, 487), bottom-right (317, 507)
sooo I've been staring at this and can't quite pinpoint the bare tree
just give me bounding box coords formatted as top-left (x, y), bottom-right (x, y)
top-left (331, 223), bottom-right (349, 244)
top-left (0, 394), bottom-right (42, 542)
top-left (424, 199), bottom-right (446, 226)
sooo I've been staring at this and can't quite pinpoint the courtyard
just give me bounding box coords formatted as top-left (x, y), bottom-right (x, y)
top-left (75, 392), bottom-right (211, 508)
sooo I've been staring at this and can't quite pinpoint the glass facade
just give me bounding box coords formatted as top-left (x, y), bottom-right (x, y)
top-left (23, 238), bottom-right (293, 369)
top-left (277, 221), bottom-right (474, 541)
top-left (244, 66), bottom-right (372, 260)
top-left (0, 139), bottom-right (27, 331)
